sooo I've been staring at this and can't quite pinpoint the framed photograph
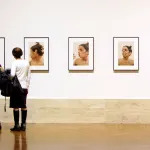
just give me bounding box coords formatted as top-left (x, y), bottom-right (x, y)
top-left (0, 37), bottom-right (5, 68)
top-left (24, 37), bottom-right (49, 71)
top-left (113, 37), bottom-right (139, 71)
top-left (68, 37), bottom-right (94, 71)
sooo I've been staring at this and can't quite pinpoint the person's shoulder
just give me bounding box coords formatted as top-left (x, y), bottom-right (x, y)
top-left (118, 58), bottom-right (123, 65)
top-left (19, 60), bottom-right (30, 67)
top-left (128, 59), bottom-right (134, 65)
top-left (12, 59), bottom-right (17, 65)
top-left (24, 60), bottom-right (30, 66)
top-left (74, 58), bottom-right (81, 65)
top-left (118, 58), bottom-right (122, 62)
top-left (21, 59), bottom-right (28, 63)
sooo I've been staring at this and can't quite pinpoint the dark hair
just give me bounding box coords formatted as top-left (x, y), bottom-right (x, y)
top-left (31, 42), bottom-right (44, 56)
top-left (12, 47), bottom-right (23, 58)
top-left (124, 45), bottom-right (132, 53)
top-left (79, 42), bottom-right (89, 52)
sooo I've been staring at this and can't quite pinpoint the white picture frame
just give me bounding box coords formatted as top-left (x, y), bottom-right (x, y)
top-left (113, 37), bottom-right (139, 71)
top-left (0, 37), bottom-right (5, 68)
top-left (24, 37), bottom-right (49, 71)
top-left (68, 37), bottom-right (94, 71)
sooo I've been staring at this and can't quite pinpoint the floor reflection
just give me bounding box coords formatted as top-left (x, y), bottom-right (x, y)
top-left (0, 129), bottom-right (1, 142)
top-left (2, 124), bottom-right (150, 150)
top-left (11, 132), bottom-right (27, 150)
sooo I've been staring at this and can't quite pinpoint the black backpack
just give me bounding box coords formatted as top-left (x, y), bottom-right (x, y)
top-left (0, 69), bottom-right (12, 97)
top-left (0, 69), bottom-right (12, 112)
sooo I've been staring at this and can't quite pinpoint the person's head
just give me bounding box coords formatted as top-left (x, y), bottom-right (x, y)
top-left (78, 42), bottom-right (89, 59)
top-left (122, 45), bottom-right (132, 59)
top-left (30, 42), bottom-right (44, 59)
top-left (12, 47), bottom-right (23, 59)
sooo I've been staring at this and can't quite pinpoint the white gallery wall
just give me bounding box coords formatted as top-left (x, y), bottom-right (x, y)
top-left (1, 0), bottom-right (150, 99)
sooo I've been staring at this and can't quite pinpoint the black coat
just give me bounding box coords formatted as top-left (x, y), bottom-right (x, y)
top-left (0, 69), bottom-right (24, 97)
top-left (0, 70), bottom-right (12, 97)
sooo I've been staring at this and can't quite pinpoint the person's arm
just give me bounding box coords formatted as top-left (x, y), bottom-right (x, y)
top-left (26, 65), bottom-right (31, 89)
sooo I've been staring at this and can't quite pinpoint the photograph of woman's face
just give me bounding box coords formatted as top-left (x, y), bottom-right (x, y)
top-left (68, 37), bottom-right (94, 71)
top-left (24, 37), bottom-right (49, 71)
top-left (118, 41), bottom-right (134, 66)
top-left (29, 42), bottom-right (44, 66)
top-left (78, 45), bottom-right (89, 59)
top-left (73, 42), bottom-right (89, 66)
top-left (122, 46), bottom-right (132, 59)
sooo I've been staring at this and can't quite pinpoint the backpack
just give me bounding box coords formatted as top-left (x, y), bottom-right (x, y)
top-left (11, 75), bottom-right (24, 94)
top-left (0, 70), bottom-right (12, 97)
top-left (0, 69), bottom-right (12, 112)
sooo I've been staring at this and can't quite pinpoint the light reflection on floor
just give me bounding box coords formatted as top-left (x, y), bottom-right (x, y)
top-left (1, 123), bottom-right (150, 150)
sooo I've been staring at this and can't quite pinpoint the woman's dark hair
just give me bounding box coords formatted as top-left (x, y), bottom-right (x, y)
top-left (12, 47), bottom-right (23, 58)
top-left (124, 45), bottom-right (132, 53)
top-left (31, 42), bottom-right (44, 56)
top-left (79, 42), bottom-right (89, 52)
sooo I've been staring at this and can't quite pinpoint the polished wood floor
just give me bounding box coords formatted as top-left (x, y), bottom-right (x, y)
top-left (0, 123), bottom-right (150, 150)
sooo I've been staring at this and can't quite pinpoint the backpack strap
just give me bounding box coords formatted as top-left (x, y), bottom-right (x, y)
top-left (4, 96), bottom-right (6, 112)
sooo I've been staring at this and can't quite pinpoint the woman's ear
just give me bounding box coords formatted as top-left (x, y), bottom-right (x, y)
top-left (129, 52), bottom-right (132, 56)
top-left (34, 49), bottom-right (38, 54)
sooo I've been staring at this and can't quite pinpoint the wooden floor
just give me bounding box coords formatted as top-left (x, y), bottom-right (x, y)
top-left (1, 124), bottom-right (150, 150)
